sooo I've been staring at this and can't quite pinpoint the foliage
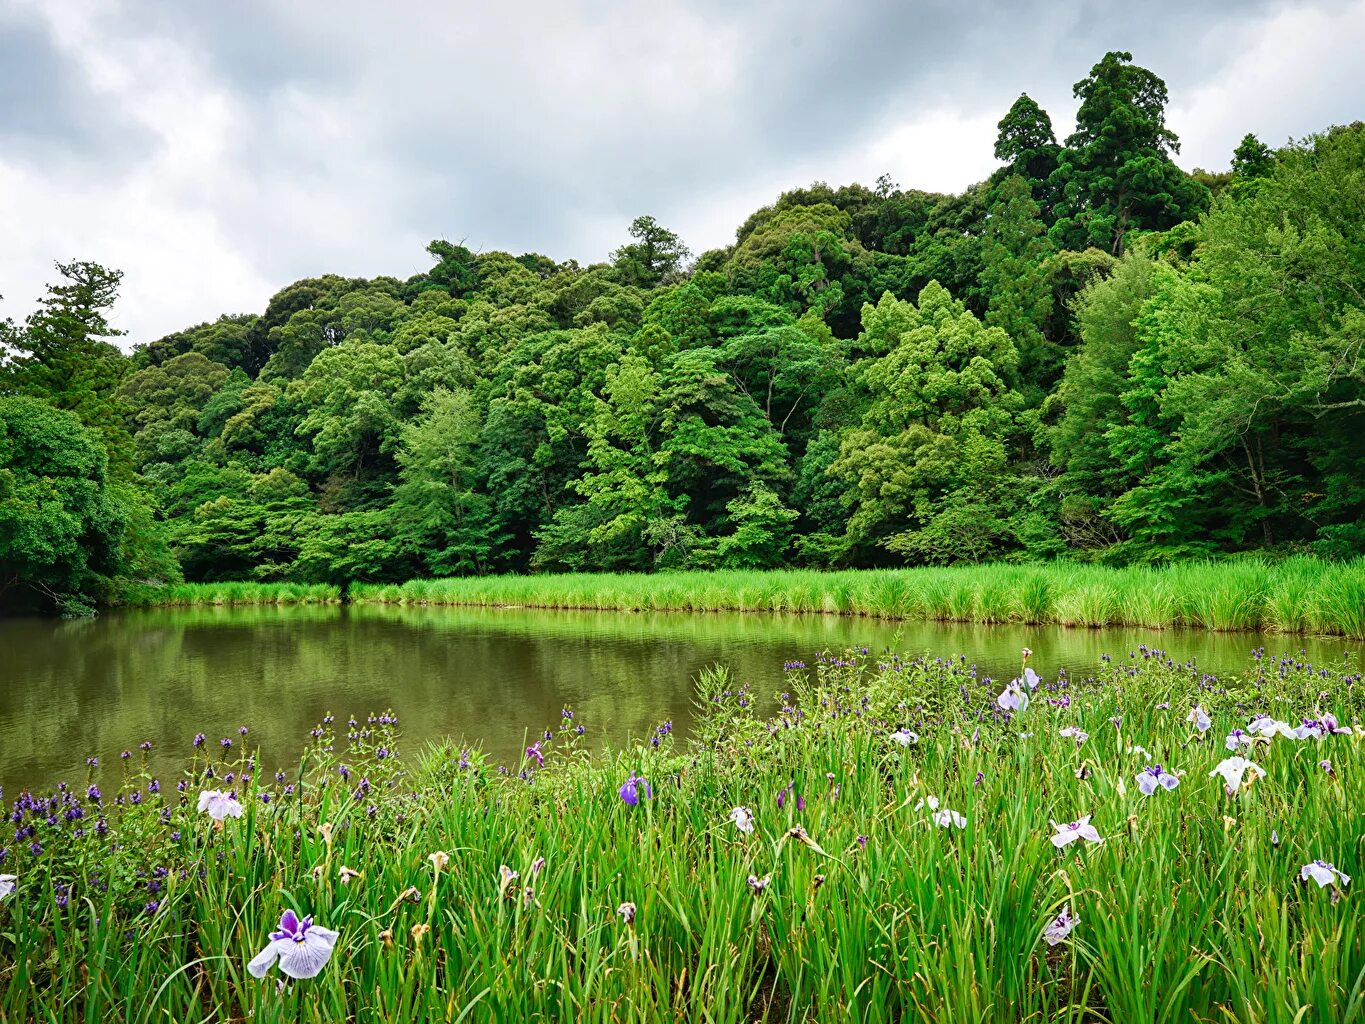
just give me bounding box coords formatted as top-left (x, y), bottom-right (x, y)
top-left (2, 647), bottom-right (1363, 1020)
top-left (0, 396), bottom-right (175, 612)
top-left (5, 59), bottom-right (1364, 600)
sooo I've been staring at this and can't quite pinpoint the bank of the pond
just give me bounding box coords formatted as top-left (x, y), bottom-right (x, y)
top-left (2, 648), bottom-right (1361, 1021)
top-left (125, 581), bottom-right (343, 607)
top-left (348, 559), bottom-right (1365, 638)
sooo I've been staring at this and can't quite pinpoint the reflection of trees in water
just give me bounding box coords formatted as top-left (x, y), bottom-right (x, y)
top-left (0, 608), bottom-right (1357, 790)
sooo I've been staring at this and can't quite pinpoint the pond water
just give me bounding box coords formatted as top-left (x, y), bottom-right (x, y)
top-left (1, 605), bottom-right (1359, 791)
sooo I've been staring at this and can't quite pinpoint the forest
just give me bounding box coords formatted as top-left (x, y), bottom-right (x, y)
top-left (2, 51), bottom-right (1363, 614)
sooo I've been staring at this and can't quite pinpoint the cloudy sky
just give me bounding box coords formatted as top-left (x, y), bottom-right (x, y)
top-left (3, 0), bottom-right (1363, 345)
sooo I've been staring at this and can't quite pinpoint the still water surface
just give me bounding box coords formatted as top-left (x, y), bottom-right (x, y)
top-left (1, 605), bottom-right (1359, 790)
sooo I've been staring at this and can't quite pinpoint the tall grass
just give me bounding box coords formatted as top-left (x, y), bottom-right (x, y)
top-left (350, 557), bottom-right (1365, 638)
top-left (127, 581), bottom-right (343, 607)
top-left (2, 647), bottom-right (1361, 1021)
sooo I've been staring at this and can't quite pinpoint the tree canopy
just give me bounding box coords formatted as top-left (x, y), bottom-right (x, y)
top-left (4, 51), bottom-right (1363, 610)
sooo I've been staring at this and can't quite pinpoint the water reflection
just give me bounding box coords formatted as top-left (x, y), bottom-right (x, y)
top-left (0, 605), bottom-right (1357, 790)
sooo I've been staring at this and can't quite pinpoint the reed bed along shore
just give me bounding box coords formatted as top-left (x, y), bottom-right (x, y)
top-left (126, 581), bottom-right (343, 607)
top-left (350, 558), bottom-right (1365, 639)
top-left (1, 645), bottom-right (1361, 1022)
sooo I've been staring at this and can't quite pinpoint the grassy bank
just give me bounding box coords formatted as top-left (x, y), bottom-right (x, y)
top-left (1, 646), bottom-right (1361, 1021)
top-left (126, 581), bottom-right (343, 607)
top-left (351, 558), bottom-right (1365, 638)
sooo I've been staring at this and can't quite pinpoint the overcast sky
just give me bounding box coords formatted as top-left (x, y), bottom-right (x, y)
top-left (3, 0), bottom-right (1363, 346)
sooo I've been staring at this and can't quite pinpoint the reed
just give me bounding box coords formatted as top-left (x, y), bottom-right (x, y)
top-left (127, 581), bottom-right (343, 607)
top-left (351, 559), bottom-right (1365, 638)
top-left (2, 646), bottom-right (1360, 1021)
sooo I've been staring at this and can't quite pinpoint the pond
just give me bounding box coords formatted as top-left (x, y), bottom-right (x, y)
top-left (1, 605), bottom-right (1359, 791)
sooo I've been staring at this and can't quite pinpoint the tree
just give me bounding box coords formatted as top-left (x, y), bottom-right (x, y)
top-left (1, 261), bottom-right (133, 474)
top-left (391, 388), bottom-right (501, 575)
top-left (981, 175), bottom-right (1053, 389)
top-left (1231, 133), bottom-right (1275, 180)
top-left (611, 216), bottom-right (690, 289)
top-left (290, 341), bottom-right (406, 482)
top-left (0, 396), bottom-right (173, 612)
top-left (1049, 52), bottom-right (1210, 253)
top-left (120, 352), bottom-right (231, 435)
top-left (993, 93), bottom-right (1062, 213)
top-left (830, 283), bottom-right (1025, 561)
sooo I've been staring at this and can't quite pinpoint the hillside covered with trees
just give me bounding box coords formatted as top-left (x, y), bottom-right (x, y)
top-left (3, 51), bottom-right (1363, 613)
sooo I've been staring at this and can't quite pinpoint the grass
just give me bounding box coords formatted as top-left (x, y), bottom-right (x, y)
top-left (348, 557), bottom-right (1365, 638)
top-left (126, 581), bottom-right (343, 607)
top-left (2, 645), bottom-right (1362, 1021)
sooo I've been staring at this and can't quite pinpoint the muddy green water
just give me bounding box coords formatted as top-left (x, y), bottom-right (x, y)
top-left (1, 605), bottom-right (1358, 791)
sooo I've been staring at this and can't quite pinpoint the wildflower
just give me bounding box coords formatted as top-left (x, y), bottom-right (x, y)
top-left (1225, 729), bottom-right (1253, 751)
top-left (1059, 726), bottom-right (1089, 747)
top-left (411, 923), bottom-right (430, 942)
top-left (1247, 716), bottom-right (1297, 739)
top-left (1127, 744), bottom-right (1150, 758)
top-left (1074, 765), bottom-right (1092, 780)
top-left (1321, 713), bottom-right (1353, 735)
top-left (1022, 666), bottom-right (1040, 689)
top-left (997, 682), bottom-right (1029, 713)
top-left (1210, 757), bottom-right (1266, 796)
top-left (932, 808), bottom-right (967, 829)
top-left (1155, 702), bottom-right (1171, 711)
top-left (812, 873), bottom-right (827, 891)
top-left (619, 774), bottom-right (652, 807)
top-left (747, 874), bottom-right (769, 895)
top-left (498, 865), bottom-right (519, 899)
top-left (1187, 706), bottom-right (1212, 733)
top-left (1300, 861), bottom-right (1351, 889)
top-left (889, 728), bottom-right (919, 746)
top-left (197, 790), bottom-right (242, 823)
top-left (525, 743), bottom-right (544, 768)
top-left (385, 887), bottom-right (421, 913)
top-left (1021, 647), bottom-right (1033, 661)
top-left (1049, 817), bottom-right (1104, 848)
top-left (531, 856), bottom-right (546, 876)
top-left (1320, 759), bottom-right (1334, 775)
top-left (247, 910), bottom-right (339, 981)
top-left (1042, 905), bottom-right (1077, 946)
top-left (0, 874), bottom-right (14, 900)
top-left (1271, 829), bottom-right (1280, 847)
top-left (338, 866), bottom-right (362, 886)
top-left (729, 806), bottom-right (755, 835)
top-left (617, 901), bottom-right (636, 925)
top-left (378, 929), bottom-right (394, 948)
top-left (429, 851), bottom-right (449, 873)
top-left (786, 825), bottom-right (828, 855)
top-left (1136, 765), bottom-right (1180, 796)
top-left (319, 822), bottom-right (334, 845)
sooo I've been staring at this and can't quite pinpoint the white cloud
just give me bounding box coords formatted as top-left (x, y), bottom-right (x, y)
top-left (2, 0), bottom-right (1361, 347)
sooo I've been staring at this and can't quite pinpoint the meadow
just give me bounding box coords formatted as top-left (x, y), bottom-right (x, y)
top-left (348, 558), bottom-right (1365, 638)
top-left (1, 644), bottom-right (1361, 1022)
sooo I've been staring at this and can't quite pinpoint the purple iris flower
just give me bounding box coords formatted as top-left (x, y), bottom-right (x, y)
top-left (1136, 764), bottom-right (1180, 796)
top-left (1043, 905), bottom-right (1077, 946)
top-left (776, 779), bottom-right (795, 809)
top-left (619, 774), bottom-right (652, 806)
top-left (247, 910), bottom-right (340, 980)
top-left (525, 743), bottom-right (544, 768)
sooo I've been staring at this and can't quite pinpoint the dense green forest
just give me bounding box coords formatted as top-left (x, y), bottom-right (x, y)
top-left (2, 51), bottom-right (1363, 614)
